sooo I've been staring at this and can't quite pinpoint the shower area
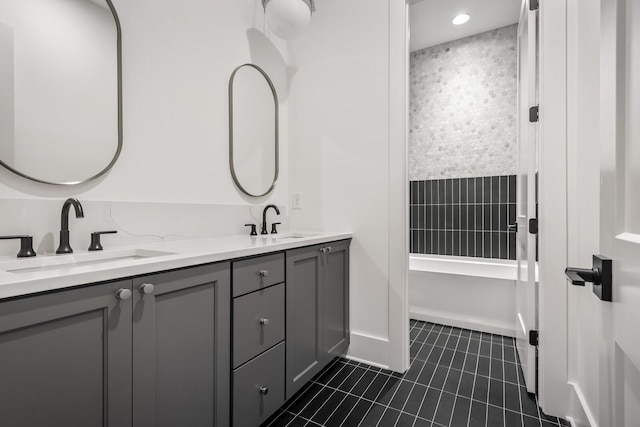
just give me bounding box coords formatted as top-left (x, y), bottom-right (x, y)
top-left (408, 19), bottom-right (520, 336)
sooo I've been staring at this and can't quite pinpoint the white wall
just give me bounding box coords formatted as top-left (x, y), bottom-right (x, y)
top-left (287, 0), bottom-right (407, 370)
top-left (0, 0), bottom-right (290, 256)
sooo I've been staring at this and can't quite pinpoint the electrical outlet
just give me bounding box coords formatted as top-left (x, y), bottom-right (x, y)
top-left (292, 192), bottom-right (302, 209)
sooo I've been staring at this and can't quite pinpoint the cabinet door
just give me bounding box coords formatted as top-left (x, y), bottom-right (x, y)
top-left (285, 244), bottom-right (324, 399)
top-left (0, 280), bottom-right (133, 427)
top-left (323, 240), bottom-right (350, 361)
top-left (132, 263), bottom-right (230, 427)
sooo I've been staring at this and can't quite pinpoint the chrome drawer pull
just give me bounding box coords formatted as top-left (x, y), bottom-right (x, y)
top-left (116, 288), bottom-right (131, 300)
top-left (258, 386), bottom-right (269, 395)
top-left (259, 269), bottom-right (269, 277)
top-left (139, 283), bottom-right (155, 294)
top-left (259, 318), bottom-right (270, 326)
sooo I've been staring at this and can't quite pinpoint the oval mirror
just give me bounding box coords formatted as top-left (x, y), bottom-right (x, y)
top-left (0, 0), bottom-right (122, 185)
top-left (229, 64), bottom-right (279, 197)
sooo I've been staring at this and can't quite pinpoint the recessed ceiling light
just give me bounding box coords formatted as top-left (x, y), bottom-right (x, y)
top-left (452, 13), bottom-right (470, 25)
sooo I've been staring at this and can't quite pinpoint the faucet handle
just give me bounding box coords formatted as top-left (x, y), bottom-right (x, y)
top-left (244, 224), bottom-right (258, 236)
top-left (88, 230), bottom-right (118, 251)
top-left (0, 235), bottom-right (37, 258)
top-left (270, 222), bottom-right (281, 234)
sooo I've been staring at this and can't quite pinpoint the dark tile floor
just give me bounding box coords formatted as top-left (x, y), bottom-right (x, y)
top-left (264, 320), bottom-right (569, 427)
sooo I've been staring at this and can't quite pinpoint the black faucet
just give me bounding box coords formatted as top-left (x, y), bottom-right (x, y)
top-left (261, 204), bottom-right (280, 235)
top-left (56, 198), bottom-right (85, 254)
top-left (0, 235), bottom-right (37, 258)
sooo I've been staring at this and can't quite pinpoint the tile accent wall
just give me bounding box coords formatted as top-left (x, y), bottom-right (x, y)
top-left (410, 175), bottom-right (517, 260)
top-left (409, 25), bottom-right (518, 181)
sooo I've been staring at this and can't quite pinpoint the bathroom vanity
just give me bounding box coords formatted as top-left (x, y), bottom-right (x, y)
top-left (0, 233), bottom-right (351, 427)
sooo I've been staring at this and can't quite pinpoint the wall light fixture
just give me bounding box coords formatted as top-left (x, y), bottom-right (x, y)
top-left (262, 0), bottom-right (316, 40)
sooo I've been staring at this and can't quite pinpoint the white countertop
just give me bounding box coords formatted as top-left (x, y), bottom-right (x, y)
top-left (0, 232), bottom-right (352, 300)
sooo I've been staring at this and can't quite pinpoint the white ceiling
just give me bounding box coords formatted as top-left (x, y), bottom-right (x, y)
top-left (409, 0), bottom-right (522, 52)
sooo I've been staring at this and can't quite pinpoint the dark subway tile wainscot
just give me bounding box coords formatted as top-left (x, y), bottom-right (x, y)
top-left (410, 176), bottom-right (516, 260)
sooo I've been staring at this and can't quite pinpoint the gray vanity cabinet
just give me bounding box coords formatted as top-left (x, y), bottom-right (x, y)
top-left (231, 254), bottom-right (286, 426)
top-left (285, 239), bottom-right (351, 399)
top-left (131, 263), bottom-right (230, 427)
top-left (0, 280), bottom-right (133, 427)
top-left (0, 262), bottom-right (231, 427)
top-left (322, 240), bottom-right (351, 360)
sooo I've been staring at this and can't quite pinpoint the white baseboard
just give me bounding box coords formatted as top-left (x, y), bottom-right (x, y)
top-left (346, 331), bottom-right (390, 370)
top-left (565, 417), bottom-right (578, 427)
top-left (410, 307), bottom-right (516, 337)
top-left (567, 382), bottom-right (597, 427)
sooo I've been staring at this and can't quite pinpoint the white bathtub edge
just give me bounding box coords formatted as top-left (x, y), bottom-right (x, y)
top-left (409, 254), bottom-right (518, 281)
top-left (410, 306), bottom-right (516, 337)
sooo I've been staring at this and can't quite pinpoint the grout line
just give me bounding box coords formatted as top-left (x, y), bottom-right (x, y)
top-left (464, 333), bottom-right (481, 427)
top-left (335, 357), bottom-right (399, 427)
top-left (514, 340), bottom-right (528, 427)
top-left (430, 332), bottom-right (461, 426)
top-left (407, 325), bottom-right (451, 427)
top-left (269, 321), bottom-right (567, 427)
top-left (384, 324), bottom-right (436, 423)
top-left (365, 323), bottom-right (436, 427)
top-left (484, 331), bottom-right (494, 427)
top-left (282, 360), bottom-right (346, 426)
top-left (445, 329), bottom-right (472, 427)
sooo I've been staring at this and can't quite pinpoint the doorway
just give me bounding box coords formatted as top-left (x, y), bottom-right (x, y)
top-left (405, 0), bottom-right (542, 414)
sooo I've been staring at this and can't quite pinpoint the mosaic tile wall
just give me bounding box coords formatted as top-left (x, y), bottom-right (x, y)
top-left (410, 175), bottom-right (517, 260)
top-left (409, 25), bottom-right (518, 181)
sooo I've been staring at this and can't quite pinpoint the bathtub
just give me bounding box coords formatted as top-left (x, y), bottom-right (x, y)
top-left (409, 254), bottom-right (518, 337)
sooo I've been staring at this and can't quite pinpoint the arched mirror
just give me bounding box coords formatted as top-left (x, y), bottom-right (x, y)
top-left (229, 63), bottom-right (279, 197)
top-left (0, 0), bottom-right (122, 185)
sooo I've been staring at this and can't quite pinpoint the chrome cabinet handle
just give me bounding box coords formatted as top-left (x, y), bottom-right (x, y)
top-left (116, 288), bottom-right (132, 300)
top-left (326, 246), bottom-right (332, 253)
top-left (258, 386), bottom-right (269, 395)
top-left (259, 318), bottom-right (270, 326)
top-left (320, 248), bottom-right (327, 254)
top-left (259, 269), bottom-right (269, 277)
top-left (139, 283), bottom-right (155, 294)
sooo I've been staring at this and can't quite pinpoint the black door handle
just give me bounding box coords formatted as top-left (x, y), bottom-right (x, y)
top-left (565, 255), bottom-right (612, 301)
top-left (565, 268), bottom-right (598, 286)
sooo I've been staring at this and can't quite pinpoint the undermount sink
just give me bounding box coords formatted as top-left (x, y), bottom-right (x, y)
top-left (267, 233), bottom-right (319, 240)
top-left (0, 249), bottom-right (175, 275)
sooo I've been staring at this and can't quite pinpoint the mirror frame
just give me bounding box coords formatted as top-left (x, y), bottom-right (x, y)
top-left (228, 63), bottom-right (279, 197)
top-left (0, 0), bottom-right (123, 186)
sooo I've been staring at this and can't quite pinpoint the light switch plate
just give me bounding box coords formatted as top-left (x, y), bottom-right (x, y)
top-left (292, 193), bottom-right (302, 209)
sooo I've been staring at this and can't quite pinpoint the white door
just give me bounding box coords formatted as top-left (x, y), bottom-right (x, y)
top-left (567, 0), bottom-right (640, 425)
top-left (515, 0), bottom-right (538, 394)
top-left (599, 0), bottom-right (640, 424)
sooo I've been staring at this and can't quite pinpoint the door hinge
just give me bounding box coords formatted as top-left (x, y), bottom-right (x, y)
top-left (529, 218), bottom-right (539, 234)
top-left (529, 330), bottom-right (539, 346)
top-left (530, 0), bottom-right (539, 11)
top-left (529, 106), bottom-right (539, 123)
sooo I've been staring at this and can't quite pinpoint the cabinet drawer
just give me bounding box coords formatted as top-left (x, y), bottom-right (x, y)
top-left (233, 253), bottom-right (284, 297)
top-left (233, 342), bottom-right (285, 427)
top-left (233, 283), bottom-right (285, 368)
